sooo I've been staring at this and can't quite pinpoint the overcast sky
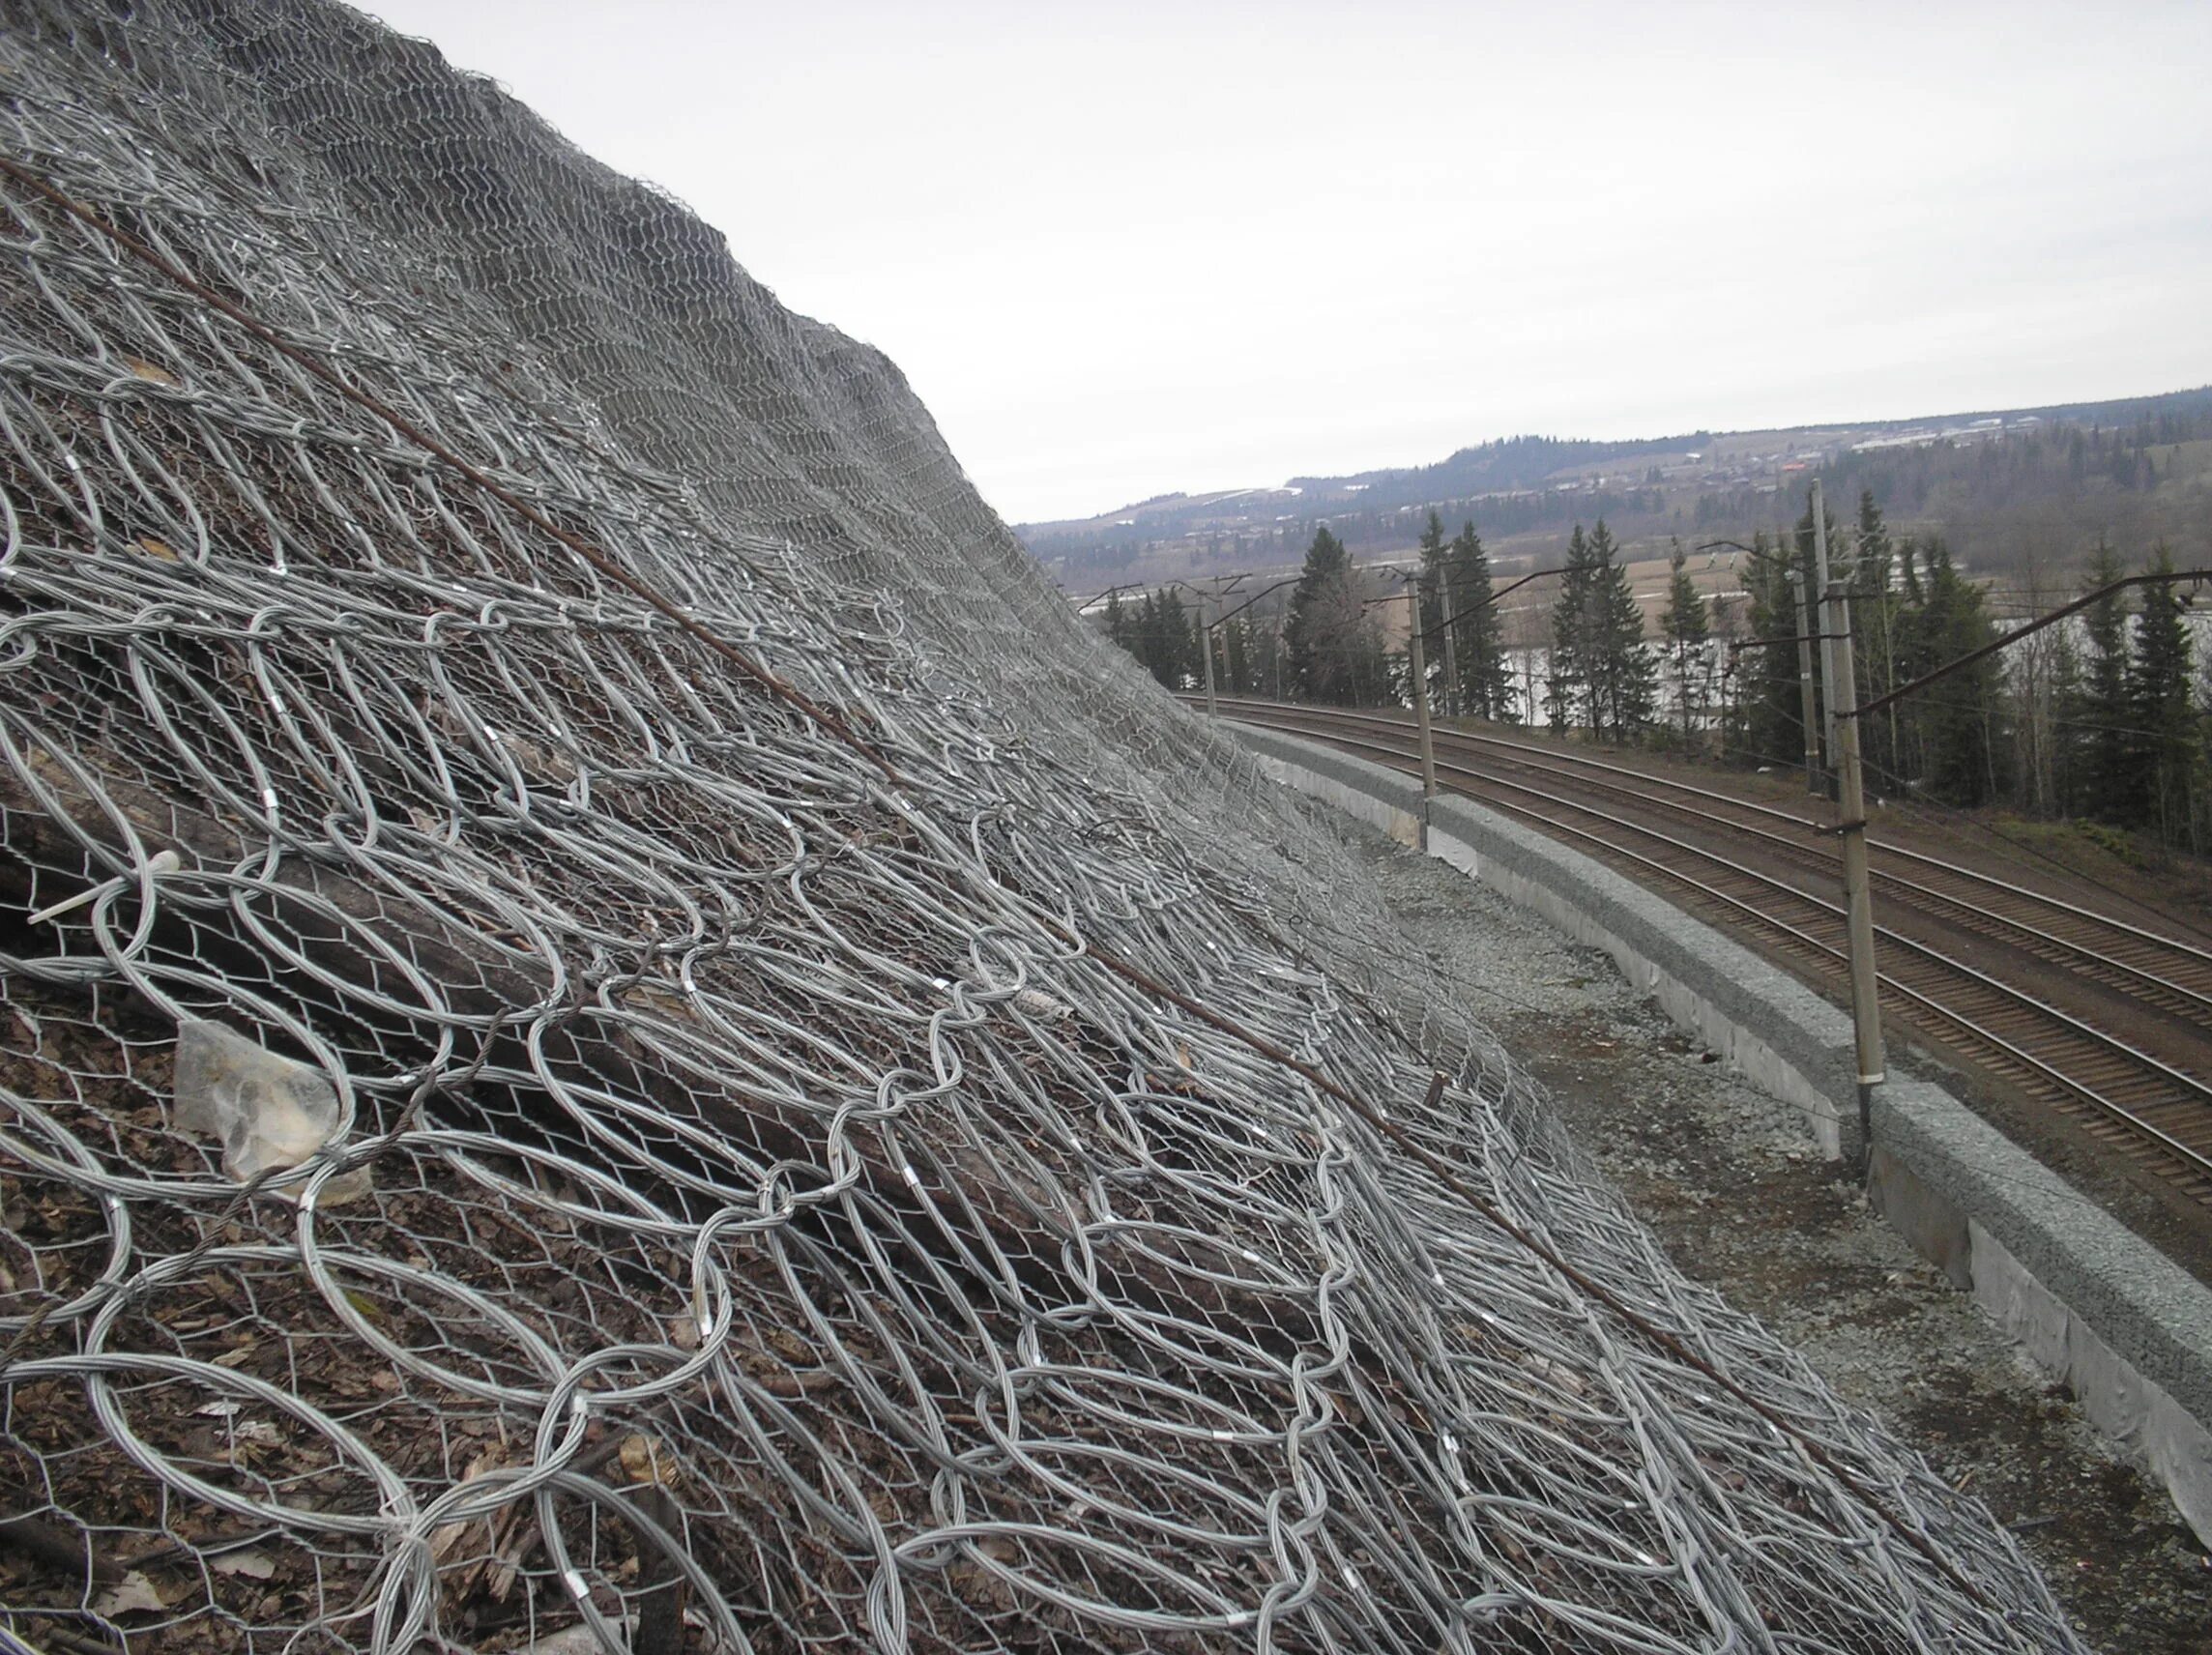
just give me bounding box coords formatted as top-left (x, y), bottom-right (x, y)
top-left (363, 1), bottom-right (2212, 525)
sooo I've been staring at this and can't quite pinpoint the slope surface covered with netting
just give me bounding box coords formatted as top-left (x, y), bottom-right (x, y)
top-left (0, 4), bottom-right (2084, 1651)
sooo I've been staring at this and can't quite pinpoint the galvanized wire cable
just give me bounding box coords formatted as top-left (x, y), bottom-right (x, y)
top-left (0, 4), bottom-right (2087, 1652)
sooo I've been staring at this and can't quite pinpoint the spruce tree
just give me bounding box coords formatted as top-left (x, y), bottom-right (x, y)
top-left (1132, 590), bottom-right (1164, 684)
top-left (1914, 541), bottom-right (2007, 805)
top-left (1886, 537), bottom-right (1936, 784)
top-left (1548, 524), bottom-right (1595, 731)
top-left (1284, 526), bottom-right (1380, 706)
top-left (1583, 521), bottom-right (1655, 739)
top-left (1659, 536), bottom-right (1709, 743)
top-left (1416, 508), bottom-right (1448, 630)
top-left (1415, 509), bottom-right (1449, 711)
top-left (1157, 588), bottom-right (1194, 688)
top-left (2044, 617), bottom-right (2082, 818)
top-left (1549, 521), bottom-right (1653, 740)
top-left (1447, 521), bottom-right (1512, 721)
top-left (1595, 521), bottom-right (1657, 740)
top-left (2130, 544), bottom-right (2196, 844)
top-left (2073, 539), bottom-right (2135, 822)
top-left (1742, 531), bottom-right (1804, 770)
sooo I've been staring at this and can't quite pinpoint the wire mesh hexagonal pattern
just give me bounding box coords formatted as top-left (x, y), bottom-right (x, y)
top-left (0, 4), bottom-right (2084, 1652)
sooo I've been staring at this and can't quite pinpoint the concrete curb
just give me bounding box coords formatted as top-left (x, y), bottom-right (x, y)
top-left (1230, 719), bottom-right (2212, 1544)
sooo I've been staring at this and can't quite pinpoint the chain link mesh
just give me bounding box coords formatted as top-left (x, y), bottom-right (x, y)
top-left (0, 3), bottom-right (2084, 1651)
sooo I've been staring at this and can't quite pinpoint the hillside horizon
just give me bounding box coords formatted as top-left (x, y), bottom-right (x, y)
top-left (1022, 384), bottom-right (2212, 594)
top-left (1023, 384), bottom-right (2212, 528)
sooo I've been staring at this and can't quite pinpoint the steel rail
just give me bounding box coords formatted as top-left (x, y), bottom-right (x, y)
top-left (1208, 705), bottom-right (2212, 1191)
top-left (1199, 695), bottom-right (2212, 973)
top-left (1389, 713), bottom-right (2212, 1026)
top-left (1197, 697), bottom-right (2212, 1019)
top-left (1420, 717), bottom-right (2212, 976)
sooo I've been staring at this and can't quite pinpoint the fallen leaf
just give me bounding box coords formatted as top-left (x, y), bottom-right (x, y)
top-left (94, 1570), bottom-right (167, 1616)
top-left (210, 1549), bottom-right (276, 1581)
top-left (121, 355), bottom-right (180, 387)
top-left (429, 1445), bottom-right (511, 1567)
top-left (618, 1434), bottom-right (675, 1488)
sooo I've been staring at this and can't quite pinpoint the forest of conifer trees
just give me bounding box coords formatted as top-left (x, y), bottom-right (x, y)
top-left (1099, 490), bottom-right (2212, 856)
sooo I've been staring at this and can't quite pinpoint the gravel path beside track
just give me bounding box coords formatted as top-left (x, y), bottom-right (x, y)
top-left (1328, 812), bottom-right (2212, 1652)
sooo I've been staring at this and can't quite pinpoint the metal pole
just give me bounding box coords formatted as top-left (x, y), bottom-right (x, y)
top-left (1825, 576), bottom-right (1885, 1168)
top-left (1408, 588), bottom-right (1438, 800)
top-left (1439, 578), bottom-right (1461, 720)
top-left (1200, 588), bottom-right (1218, 718)
top-left (1811, 481), bottom-right (1839, 789)
top-left (1790, 568), bottom-right (1820, 794)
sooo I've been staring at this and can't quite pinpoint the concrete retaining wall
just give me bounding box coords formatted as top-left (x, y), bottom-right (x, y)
top-left (1232, 720), bottom-right (2212, 1544)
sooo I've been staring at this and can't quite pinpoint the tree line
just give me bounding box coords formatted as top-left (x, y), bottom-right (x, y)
top-left (1099, 490), bottom-right (2212, 855)
top-left (1813, 408), bottom-right (2212, 525)
top-left (1738, 492), bottom-right (2207, 849)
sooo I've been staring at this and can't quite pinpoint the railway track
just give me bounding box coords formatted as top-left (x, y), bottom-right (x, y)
top-left (1189, 694), bottom-right (2212, 1207)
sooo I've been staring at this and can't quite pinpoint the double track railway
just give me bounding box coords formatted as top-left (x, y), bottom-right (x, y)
top-left (1192, 694), bottom-right (2212, 1210)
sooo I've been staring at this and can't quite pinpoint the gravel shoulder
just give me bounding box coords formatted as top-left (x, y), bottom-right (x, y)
top-left (1326, 811), bottom-right (2212, 1653)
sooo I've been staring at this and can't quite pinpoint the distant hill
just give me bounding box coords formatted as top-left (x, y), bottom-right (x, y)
top-left (1290, 432), bottom-right (1716, 512)
top-left (1023, 387), bottom-right (2212, 593)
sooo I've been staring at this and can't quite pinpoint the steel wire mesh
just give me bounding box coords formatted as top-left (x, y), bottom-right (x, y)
top-left (0, 3), bottom-right (2086, 1651)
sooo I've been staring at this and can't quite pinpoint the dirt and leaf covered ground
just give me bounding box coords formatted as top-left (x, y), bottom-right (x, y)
top-left (1331, 814), bottom-right (2212, 1653)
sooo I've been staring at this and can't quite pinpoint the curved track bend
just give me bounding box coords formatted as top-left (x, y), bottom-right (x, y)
top-left (1190, 695), bottom-right (2212, 1209)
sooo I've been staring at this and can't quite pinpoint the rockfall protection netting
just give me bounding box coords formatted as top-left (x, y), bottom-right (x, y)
top-left (0, 4), bottom-right (2087, 1652)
